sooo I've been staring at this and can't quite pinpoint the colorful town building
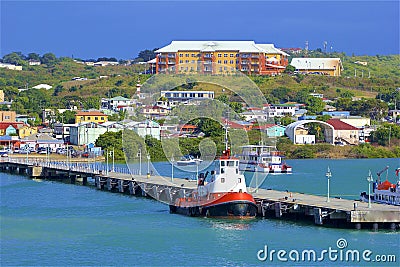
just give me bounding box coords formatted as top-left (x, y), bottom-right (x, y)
top-left (75, 111), bottom-right (108, 124)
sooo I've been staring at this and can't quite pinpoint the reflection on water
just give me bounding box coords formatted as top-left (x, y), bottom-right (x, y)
top-left (203, 217), bottom-right (256, 230)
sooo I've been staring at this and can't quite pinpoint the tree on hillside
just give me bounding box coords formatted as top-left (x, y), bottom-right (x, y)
top-left (316, 114), bottom-right (331, 122)
top-left (97, 57), bottom-right (117, 62)
top-left (57, 110), bottom-right (76, 124)
top-left (2, 52), bottom-right (24, 65)
top-left (305, 96), bottom-right (325, 114)
top-left (27, 53), bottom-right (40, 61)
top-left (136, 48), bottom-right (158, 62)
top-left (216, 95), bottom-right (229, 104)
top-left (196, 118), bottom-right (224, 137)
top-left (41, 53), bottom-right (57, 66)
top-left (272, 87), bottom-right (293, 103)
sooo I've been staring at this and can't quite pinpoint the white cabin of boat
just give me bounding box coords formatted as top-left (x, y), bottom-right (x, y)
top-left (197, 149), bottom-right (247, 197)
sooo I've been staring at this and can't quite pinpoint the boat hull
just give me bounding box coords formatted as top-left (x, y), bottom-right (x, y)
top-left (170, 192), bottom-right (258, 218)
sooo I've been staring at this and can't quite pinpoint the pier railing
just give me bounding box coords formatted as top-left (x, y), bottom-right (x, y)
top-left (0, 157), bottom-right (135, 176)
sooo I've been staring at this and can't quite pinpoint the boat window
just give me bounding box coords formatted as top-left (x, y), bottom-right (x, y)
top-left (236, 161), bottom-right (238, 166)
top-left (238, 178), bottom-right (241, 183)
top-left (221, 168), bottom-right (225, 174)
top-left (236, 169), bottom-right (238, 174)
top-left (221, 161), bottom-right (225, 166)
top-left (221, 178), bottom-right (225, 183)
top-left (227, 161), bottom-right (235, 166)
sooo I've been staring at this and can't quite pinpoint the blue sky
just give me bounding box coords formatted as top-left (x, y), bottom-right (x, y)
top-left (1, 1), bottom-right (399, 59)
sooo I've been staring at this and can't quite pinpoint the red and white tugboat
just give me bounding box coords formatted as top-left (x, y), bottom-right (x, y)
top-left (169, 129), bottom-right (258, 218)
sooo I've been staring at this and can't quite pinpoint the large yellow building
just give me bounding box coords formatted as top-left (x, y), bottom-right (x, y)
top-left (155, 41), bottom-right (288, 75)
top-left (75, 111), bottom-right (108, 124)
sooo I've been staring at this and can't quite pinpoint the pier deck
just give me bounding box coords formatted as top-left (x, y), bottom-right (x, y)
top-left (1, 158), bottom-right (399, 230)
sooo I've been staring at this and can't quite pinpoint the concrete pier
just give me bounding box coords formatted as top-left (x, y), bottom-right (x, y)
top-left (1, 158), bottom-right (399, 230)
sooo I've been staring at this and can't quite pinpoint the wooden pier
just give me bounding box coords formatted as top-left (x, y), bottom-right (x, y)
top-left (1, 158), bottom-right (399, 230)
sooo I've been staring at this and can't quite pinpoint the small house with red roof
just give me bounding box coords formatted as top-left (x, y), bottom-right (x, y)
top-left (221, 119), bottom-right (253, 131)
top-left (0, 122), bottom-right (24, 136)
top-left (327, 119), bottom-right (359, 145)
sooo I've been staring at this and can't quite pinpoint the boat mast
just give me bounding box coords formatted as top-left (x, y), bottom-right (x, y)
top-left (224, 111), bottom-right (229, 151)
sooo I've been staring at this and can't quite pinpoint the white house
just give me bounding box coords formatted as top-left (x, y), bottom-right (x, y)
top-left (69, 122), bottom-right (120, 146)
top-left (161, 90), bottom-right (214, 103)
top-left (0, 63), bottom-right (22, 70)
top-left (32, 84), bottom-right (53, 90)
top-left (263, 104), bottom-right (297, 117)
top-left (125, 120), bottom-right (161, 140)
top-left (101, 96), bottom-right (135, 111)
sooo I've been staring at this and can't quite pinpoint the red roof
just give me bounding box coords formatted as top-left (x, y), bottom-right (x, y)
top-left (326, 119), bottom-right (358, 130)
top-left (180, 124), bottom-right (197, 129)
top-left (0, 122), bottom-right (24, 130)
top-left (76, 111), bottom-right (107, 116)
top-left (247, 107), bottom-right (262, 111)
top-left (221, 119), bottom-right (253, 130)
top-left (253, 124), bottom-right (277, 130)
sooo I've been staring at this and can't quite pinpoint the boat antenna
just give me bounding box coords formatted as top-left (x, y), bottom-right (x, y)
top-left (224, 111), bottom-right (229, 151)
top-left (376, 165), bottom-right (389, 184)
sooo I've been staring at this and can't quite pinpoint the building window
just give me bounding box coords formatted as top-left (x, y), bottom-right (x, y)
top-left (179, 60), bottom-right (183, 63)
top-left (223, 60), bottom-right (227, 64)
top-left (230, 60), bottom-right (234, 64)
top-left (191, 53), bottom-right (195, 57)
top-left (218, 54), bottom-right (222, 57)
top-left (179, 53), bottom-right (183, 57)
top-left (191, 60), bottom-right (195, 63)
top-left (217, 60), bottom-right (221, 64)
top-left (230, 54), bottom-right (234, 57)
top-left (224, 54), bottom-right (228, 57)
top-left (185, 60), bottom-right (189, 63)
top-left (224, 67), bottom-right (227, 70)
top-left (101, 117), bottom-right (104, 120)
top-left (185, 54), bottom-right (189, 57)
top-left (87, 116), bottom-right (91, 120)
top-left (95, 117), bottom-right (98, 120)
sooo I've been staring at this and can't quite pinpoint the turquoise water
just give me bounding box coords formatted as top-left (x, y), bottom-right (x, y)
top-left (1, 158), bottom-right (399, 266)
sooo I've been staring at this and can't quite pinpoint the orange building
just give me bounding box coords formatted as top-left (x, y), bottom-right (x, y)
top-left (155, 41), bottom-right (288, 75)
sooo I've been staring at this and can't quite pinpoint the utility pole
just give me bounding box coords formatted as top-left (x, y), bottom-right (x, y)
top-left (367, 170), bottom-right (373, 208)
top-left (326, 167), bottom-right (332, 202)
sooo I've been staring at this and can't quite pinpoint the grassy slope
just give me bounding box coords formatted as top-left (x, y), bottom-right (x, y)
top-left (1, 54), bottom-right (398, 103)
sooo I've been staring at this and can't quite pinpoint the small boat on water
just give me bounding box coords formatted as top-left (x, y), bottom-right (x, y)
top-left (360, 167), bottom-right (400, 206)
top-left (176, 155), bottom-right (203, 166)
top-left (169, 148), bottom-right (258, 218)
top-left (237, 145), bottom-right (292, 174)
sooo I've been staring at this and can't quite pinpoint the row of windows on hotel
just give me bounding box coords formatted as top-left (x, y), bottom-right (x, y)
top-left (178, 60), bottom-right (238, 64)
top-left (177, 53), bottom-right (240, 58)
top-left (177, 66), bottom-right (240, 71)
top-left (163, 53), bottom-right (261, 58)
